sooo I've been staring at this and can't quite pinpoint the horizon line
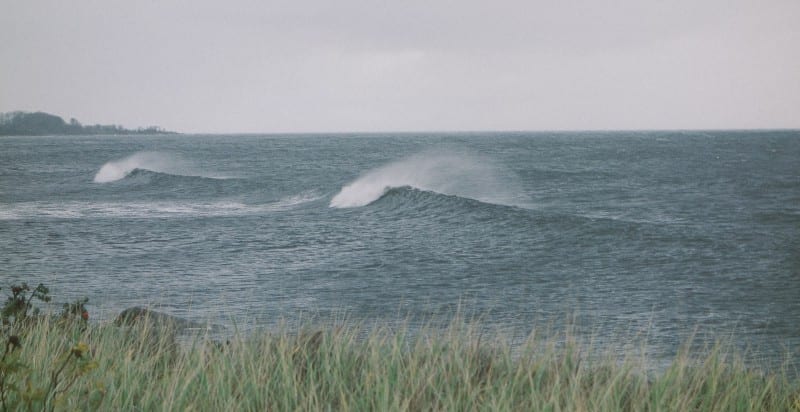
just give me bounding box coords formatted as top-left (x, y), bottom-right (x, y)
top-left (174, 127), bottom-right (800, 136)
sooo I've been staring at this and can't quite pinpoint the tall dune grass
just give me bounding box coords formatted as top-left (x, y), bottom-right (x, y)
top-left (2, 317), bottom-right (798, 411)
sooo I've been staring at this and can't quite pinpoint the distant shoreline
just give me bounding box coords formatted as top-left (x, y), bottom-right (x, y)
top-left (0, 111), bottom-right (177, 136)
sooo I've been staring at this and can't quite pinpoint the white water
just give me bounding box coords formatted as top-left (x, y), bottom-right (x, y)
top-left (94, 151), bottom-right (210, 183)
top-left (0, 193), bottom-right (324, 220)
top-left (330, 151), bottom-right (524, 208)
top-left (269, 190), bottom-right (325, 210)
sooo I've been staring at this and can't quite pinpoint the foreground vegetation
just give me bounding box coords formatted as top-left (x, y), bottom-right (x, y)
top-left (2, 286), bottom-right (799, 411)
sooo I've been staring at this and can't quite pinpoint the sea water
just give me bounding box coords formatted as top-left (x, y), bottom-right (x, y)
top-left (1, 131), bottom-right (798, 366)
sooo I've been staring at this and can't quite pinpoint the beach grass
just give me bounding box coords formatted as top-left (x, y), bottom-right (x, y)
top-left (1, 316), bottom-right (798, 411)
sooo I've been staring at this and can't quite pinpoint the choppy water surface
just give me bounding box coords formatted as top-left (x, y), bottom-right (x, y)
top-left (1, 131), bottom-right (798, 366)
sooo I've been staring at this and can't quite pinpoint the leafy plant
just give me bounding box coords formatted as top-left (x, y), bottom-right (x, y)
top-left (61, 297), bottom-right (90, 322)
top-left (0, 283), bottom-right (95, 411)
top-left (1, 283), bottom-right (51, 328)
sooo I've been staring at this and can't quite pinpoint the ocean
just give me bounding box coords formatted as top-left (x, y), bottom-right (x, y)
top-left (1, 130), bottom-right (798, 367)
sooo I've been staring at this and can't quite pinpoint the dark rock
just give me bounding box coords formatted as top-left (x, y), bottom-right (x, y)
top-left (114, 306), bottom-right (216, 332)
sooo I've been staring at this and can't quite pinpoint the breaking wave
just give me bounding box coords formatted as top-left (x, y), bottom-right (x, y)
top-left (330, 151), bottom-right (526, 208)
top-left (93, 152), bottom-right (225, 183)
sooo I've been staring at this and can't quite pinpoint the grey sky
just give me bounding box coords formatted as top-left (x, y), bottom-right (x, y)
top-left (1, 1), bottom-right (798, 133)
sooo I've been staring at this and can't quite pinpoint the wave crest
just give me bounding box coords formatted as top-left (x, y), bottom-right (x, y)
top-left (93, 152), bottom-right (226, 183)
top-left (330, 151), bottom-right (525, 208)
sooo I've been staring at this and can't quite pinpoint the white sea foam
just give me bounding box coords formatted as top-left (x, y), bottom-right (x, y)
top-left (0, 201), bottom-right (249, 219)
top-left (330, 151), bottom-right (525, 208)
top-left (266, 191), bottom-right (325, 210)
top-left (0, 192), bottom-right (324, 220)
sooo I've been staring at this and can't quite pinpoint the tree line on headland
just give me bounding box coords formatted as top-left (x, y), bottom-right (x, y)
top-left (0, 111), bottom-right (176, 136)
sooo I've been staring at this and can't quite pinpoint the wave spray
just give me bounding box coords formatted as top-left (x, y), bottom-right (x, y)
top-left (330, 151), bottom-right (525, 208)
top-left (93, 152), bottom-right (208, 183)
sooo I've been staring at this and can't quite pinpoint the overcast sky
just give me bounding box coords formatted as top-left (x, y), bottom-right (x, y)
top-left (1, 1), bottom-right (798, 133)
